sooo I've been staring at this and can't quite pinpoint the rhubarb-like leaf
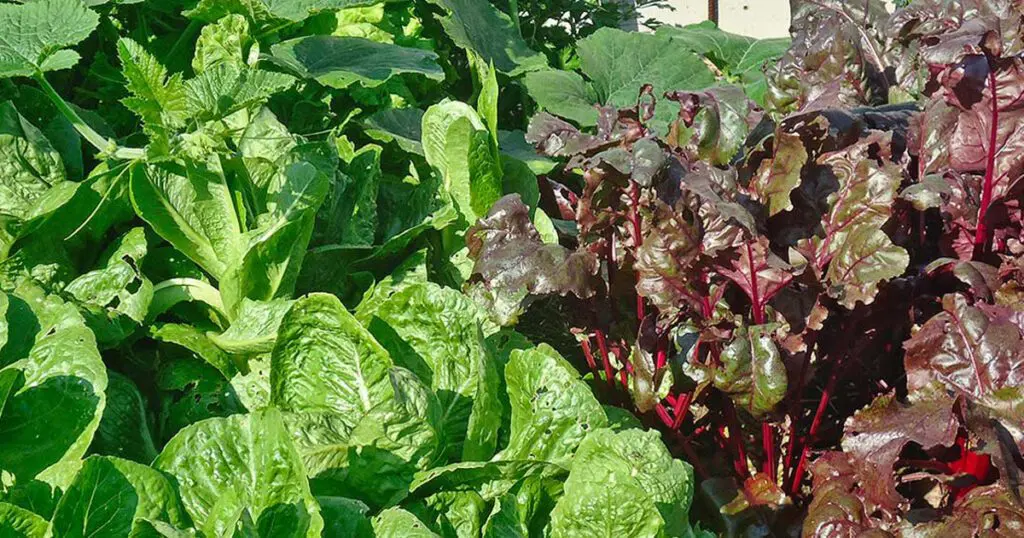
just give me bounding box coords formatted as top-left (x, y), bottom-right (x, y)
top-left (426, 0), bottom-right (546, 75)
top-left (634, 206), bottom-right (703, 317)
top-left (524, 28), bottom-right (715, 127)
top-left (0, 0), bottom-right (100, 78)
top-left (657, 21), bottom-right (790, 105)
top-left (666, 86), bottom-right (763, 167)
top-left (767, 0), bottom-right (892, 113)
top-left (270, 36), bottom-right (444, 89)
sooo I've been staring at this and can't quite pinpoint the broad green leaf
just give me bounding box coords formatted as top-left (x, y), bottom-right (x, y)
top-left (482, 476), bottom-right (562, 538)
top-left (0, 0), bottom-right (99, 77)
top-left (49, 456), bottom-right (190, 537)
top-left (497, 130), bottom-right (555, 175)
top-left (520, 70), bottom-right (598, 126)
top-left (524, 28), bottom-right (715, 127)
top-left (406, 490), bottom-right (485, 538)
top-left (562, 429), bottom-right (696, 537)
top-left (476, 60), bottom-right (499, 146)
top-left (150, 323), bottom-right (240, 379)
top-left (337, 368), bottom-right (445, 508)
top-left (271, 294), bottom-right (393, 418)
top-left (153, 409), bottom-right (323, 538)
top-left (426, 0), bottom-right (545, 75)
top-left (372, 165), bottom-right (457, 257)
top-left (186, 0), bottom-right (384, 24)
top-left (63, 228), bottom-right (153, 347)
top-left (0, 502), bottom-right (46, 537)
top-left (117, 38), bottom-right (187, 147)
top-left (336, 145), bottom-right (381, 246)
top-left (549, 470), bottom-right (661, 537)
top-left (364, 108), bottom-right (424, 154)
top-left (409, 460), bottom-right (566, 503)
top-left (581, 29), bottom-right (716, 118)
top-left (317, 497), bottom-right (373, 538)
top-left (285, 369), bottom-right (443, 509)
top-left (270, 36), bottom-right (443, 89)
top-left (656, 21), bottom-right (790, 104)
top-left (221, 160), bottom-right (330, 313)
top-left (154, 357), bottom-right (246, 444)
top-left (89, 371), bottom-right (158, 464)
top-left (192, 14), bottom-right (254, 74)
top-left (500, 345), bottom-right (607, 465)
top-left (184, 64), bottom-right (294, 122)
top-left (372, 508), bottom-right (439, 538)
top-left (208, 298), bottom-right (293, 355)
top-left (421, 101), bottom-right (485, 179)
top-left (0, 101), bottom-right (74, 259)
top-left (229, 354), bottom-right (271, 411)
top-left (0, 291), bottom-right (106, 488)
top-left (130, 161), bottom-right (244, 280)
top-left (443, 117), bottom-right (503, 223)
top-left (29, 161), bottom-right (135, 259)
top-left (368, 282), bottom-right (499, 460)
top-left (501, 158), bottom-right (540, 214)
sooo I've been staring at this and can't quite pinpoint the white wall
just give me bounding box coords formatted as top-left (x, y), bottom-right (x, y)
top-left (639, 0), bottom-right (791, 38)
top-left (638, 0), bottom-right (901, 39)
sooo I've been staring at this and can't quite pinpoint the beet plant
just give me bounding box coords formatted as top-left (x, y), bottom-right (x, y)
top-left (464, 0), bottom-right (1024, 534)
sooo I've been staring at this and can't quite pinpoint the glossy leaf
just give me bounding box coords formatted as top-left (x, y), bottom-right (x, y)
top-left (270, 36), bottom-right (443, 89)
top-left (153, 409), bottom-right (323, 538)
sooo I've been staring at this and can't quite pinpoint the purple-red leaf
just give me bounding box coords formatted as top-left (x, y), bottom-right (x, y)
top-left (903, 293), bottom-right (1024, 444)
top-left (467, 194), bottom-right (601, 307)
top-left (717, 236), bottom-right (794, 322)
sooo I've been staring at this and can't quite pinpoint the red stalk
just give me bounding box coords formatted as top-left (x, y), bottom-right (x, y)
top-left (628, 181), bottom-right (646, 320)
top-left (671, 391), bottom-right (692, 430)
top-left (788, 357), bottom-right (845, 495)
top-left (762, 422), bottom-right (776, 482)
top-left (972, 64), bottom-right (1000, 256)
top-left (595, 330), bottom-right (615, 389)
top-left (580, 336), bottom-right (597, 371)
top-left (724, 402), bottom-right (749, 477)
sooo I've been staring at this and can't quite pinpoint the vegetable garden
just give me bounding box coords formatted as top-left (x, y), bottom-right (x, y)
top-left (0, 0), bottom-right (1022, 536)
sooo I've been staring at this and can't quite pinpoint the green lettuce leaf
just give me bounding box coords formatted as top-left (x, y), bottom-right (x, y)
top-left (49, 456), bottom-right (191, 537)
top-left (499, 345), bottom-right (607, 465)
top-left (153, 409), bottom-right (323, 538)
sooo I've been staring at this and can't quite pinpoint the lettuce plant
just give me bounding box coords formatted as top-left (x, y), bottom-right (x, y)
top-left (0, 0), bottom-right (707, 536)
top-left (469, 0), bottom-right (1024, 534)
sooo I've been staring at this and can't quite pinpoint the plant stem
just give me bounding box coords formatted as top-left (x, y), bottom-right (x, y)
top-left (972, 64), bottom-right (1000, 257)
top-left (507, 0), bottom-right (521, 35)
top-left (762, 422), bottom-right (776, 481)
top-left (789, 356), bottom-right (845, 495)
top-left (595, 330), bottom-right (615, 390)
top-left (34, 72), bottom-right (145, 161)
top-left (628, 181), bottom-right (646, 320)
